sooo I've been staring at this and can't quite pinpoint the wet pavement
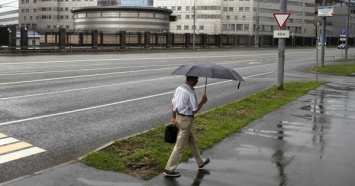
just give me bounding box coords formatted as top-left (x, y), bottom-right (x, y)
top-left (3, 82), bottom-right (355, 186)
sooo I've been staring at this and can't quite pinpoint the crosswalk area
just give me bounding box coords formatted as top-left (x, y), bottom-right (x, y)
top-left (0, 133), bottom-right (46, 164)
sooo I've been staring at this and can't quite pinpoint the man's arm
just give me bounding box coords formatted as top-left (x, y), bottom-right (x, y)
top-left (171, 104), bottom-right (176, 124)
top-left (192, 94), bottom-right (208, 115)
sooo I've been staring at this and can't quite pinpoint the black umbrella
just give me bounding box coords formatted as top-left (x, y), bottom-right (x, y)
top-left (171, 62), bottom-right (244, 93)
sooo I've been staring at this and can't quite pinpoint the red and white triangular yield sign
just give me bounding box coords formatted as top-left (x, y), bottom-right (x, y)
top-left (273, 13), bottom-right (291, 29)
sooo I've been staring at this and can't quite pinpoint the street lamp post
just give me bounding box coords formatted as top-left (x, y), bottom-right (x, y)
top-left (255, 0), bottom-right (260, 48)
top-left (193, 0), bottom-right (196, 50)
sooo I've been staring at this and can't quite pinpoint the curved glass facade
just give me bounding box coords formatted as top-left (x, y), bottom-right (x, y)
top-left (72, 7), bottom-right (172, 33)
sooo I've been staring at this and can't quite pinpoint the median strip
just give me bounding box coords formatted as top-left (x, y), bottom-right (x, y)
top-left (82, 81), bottom-right (325, 180)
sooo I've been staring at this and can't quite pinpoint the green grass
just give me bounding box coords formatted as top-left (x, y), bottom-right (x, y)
top-left (82, 81), bottom-right (325, 180)
top-left (311, 64), bottom-right (355, 75)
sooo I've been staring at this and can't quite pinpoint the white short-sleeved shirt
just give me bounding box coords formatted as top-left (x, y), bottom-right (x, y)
top-left (172, 84), bottom-right (198, 116)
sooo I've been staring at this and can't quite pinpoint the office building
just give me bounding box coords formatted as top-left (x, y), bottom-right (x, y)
top-left (19, 0), bottom-right (97, 31)
top-left (154, 0), bottom-right (315, 38)
top-left (0, 0), bottom-right (19, 26)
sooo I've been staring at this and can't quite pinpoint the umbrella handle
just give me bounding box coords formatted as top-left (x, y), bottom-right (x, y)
top-left (204, 77), bottom-right (207, 95)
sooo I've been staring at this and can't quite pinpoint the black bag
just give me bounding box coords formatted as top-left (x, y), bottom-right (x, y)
top-left (164, 124), bottom-right (179, 143)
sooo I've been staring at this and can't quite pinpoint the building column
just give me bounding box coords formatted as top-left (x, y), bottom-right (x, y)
top-left (79, 32), bottom-right (84, 45)
top-left (185, 33), bottom-right (190, 48)
top-left (8, 25), bottom-right (16, 51)
top-left (233, 35), bottom-right (238, 47)
top-left (59, 28), bottom-right (66, 49)
top-left (91, 30), bottom-right (98, 49)
top-left (144, 32), bottom-right (150, 48)
top-left (20, 27), bottom-right (28, 50)
top-left (166, 32), bottom-right (173, 48)
top-left (218, 34), bottom-right (223, 47)
top-left (119, 31), bottom-right (126, 49)
top-left (99, 31), bottom-right (104, 46)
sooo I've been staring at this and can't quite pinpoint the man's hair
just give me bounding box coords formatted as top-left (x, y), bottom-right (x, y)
top-left (186, 76), bottom-right (198, 81)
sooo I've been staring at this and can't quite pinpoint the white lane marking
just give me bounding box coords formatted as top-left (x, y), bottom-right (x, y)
top-left (0, 147), bottom-right (46, 164)
top-left (0, 60), bottom-right (254, 76)
top-left (0, 133), bottom-right (7, 138)
top-left (0, 76), bottom-right (175, 101)
top-left (0, 138), bottom-right (19, 146)
top-left (0, 62), bottom-right (270, 101)
top-left (0, 52), bottom-right (313, 65)
top-left (0, 72), bottom-right (273, 126)
top-left (0, 60), bottom-right (255, 86)
top-left (0, 67), bottom-right (175, 86)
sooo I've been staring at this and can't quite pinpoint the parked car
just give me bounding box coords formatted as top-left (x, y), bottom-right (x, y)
top-left (338, 44), bottom-right (349, 49)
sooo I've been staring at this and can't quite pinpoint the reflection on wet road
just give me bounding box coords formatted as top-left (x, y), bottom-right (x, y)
top-left (148, 83), bottom-right (355, 186)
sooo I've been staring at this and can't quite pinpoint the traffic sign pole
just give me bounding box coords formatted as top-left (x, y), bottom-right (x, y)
top-left (277, 0), bottom-right (287, 90)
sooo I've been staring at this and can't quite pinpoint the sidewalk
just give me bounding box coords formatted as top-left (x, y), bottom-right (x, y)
top-left (3, 82), bottom-right (355, 186)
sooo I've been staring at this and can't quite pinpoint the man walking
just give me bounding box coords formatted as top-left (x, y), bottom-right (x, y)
top-left (164, 76), bottom-right (210, 177)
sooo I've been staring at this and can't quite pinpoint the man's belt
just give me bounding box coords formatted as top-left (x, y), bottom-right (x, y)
top-left (177, 112), bottom-right (194, 117)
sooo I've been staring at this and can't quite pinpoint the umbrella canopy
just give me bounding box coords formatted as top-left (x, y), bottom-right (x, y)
top-left (171, 62), bottom-right (244, 81)
top-left (171, 62), bottom-right (244, 93)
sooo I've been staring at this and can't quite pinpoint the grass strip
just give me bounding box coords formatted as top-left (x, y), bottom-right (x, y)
top-left (311, 64), bottom-right (355, 75)
top-left (82, 81), bottom-right (325, 180)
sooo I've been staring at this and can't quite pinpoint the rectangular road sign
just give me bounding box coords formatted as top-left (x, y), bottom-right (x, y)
top-left (318, 6), bottom-right (334, 17)
top-left (340, 34), bottom-right (346, 37)
top-left (273, 30), bottom-right (290, 38)
top-left (340, 38), bottom-right (346, 41)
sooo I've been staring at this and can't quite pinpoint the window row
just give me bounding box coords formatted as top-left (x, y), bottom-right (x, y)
top-left (21, 0), bottom-right (93, 2)
top-left (176, 25), bottom-right (205, 31)
top-left (175, 14), bottom-right (221, 19)
top-left (222, 24), bottom-right (249, 31)
top-left (161, 6), bottom-right (221, 11)
top-left (225, 15), bottom-right (247, 20)
top-left (23, 15), bottom-right (73, 20)
top-left (20, 23), bottom-right (38, 29)
top-left (223, 7), bottom-right (250, 12)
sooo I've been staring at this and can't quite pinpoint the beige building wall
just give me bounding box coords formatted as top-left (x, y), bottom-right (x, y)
top-left (154, 0), bottom-right (222, 34)
top-left (19, 0), bottom-right (97, 31)
top-left (155, 0), bottom-right (314, 37)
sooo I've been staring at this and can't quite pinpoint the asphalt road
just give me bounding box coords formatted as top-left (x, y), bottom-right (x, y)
top-left (0, 48), bottom-right (349, 183)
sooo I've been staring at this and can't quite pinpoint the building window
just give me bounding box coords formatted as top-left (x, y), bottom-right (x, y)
top-left (177, 25), bottom-right (181, 30)
top-left (186, 15), bottom-right (190, 19)
top-left (184, 25), bottom-right (189, 30)
top-left (199, 25), bottom-right (204, 30)
top-left (223, 7), bottom-right (228, 12)
top-left (234, 15), bottom-right (238, 20)
top-left (239, 7), bottom-right (244, 11)
top-left (244, 24), bottom-right (249, 31)
top-left (177, 6), bottom-right (181, 11)
top-left (33, 0), bottom-right (37, 2)
top-left (242, 16), bottom-right (246, 20)
top-left (229, 7), bottom-right (233, 12)
top-left (226, 15), bottom-right (230, 20)
top-left (171, 6), bottom-right (175, 10)
top-left (237, 24), bottom-right (243, 30)
top-left (245, 7), bottom-right (250, 12)
top-left (186, 6), bottom-right (190, 11)
top-left (222, 24), bottom-right (227, 31)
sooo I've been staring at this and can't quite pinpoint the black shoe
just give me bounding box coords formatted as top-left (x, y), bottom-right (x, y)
top-left (164, 169), bottom-right (181, 177)
top-left (199, 158), bottom-right (210, 169)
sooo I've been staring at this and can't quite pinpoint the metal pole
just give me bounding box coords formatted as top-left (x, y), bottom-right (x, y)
top-left (320, 0), bottom-right (326, 66)
top-left (345, 0), bottom-right (350, 59)
top-left (316, 22), bottom-right (319, 82)
top-left (277, 0), bottom-right (287, 90)
top-left (255, 0), bottom-right (260, 48)
top-left (193, 0), bottom-right (196, 50)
